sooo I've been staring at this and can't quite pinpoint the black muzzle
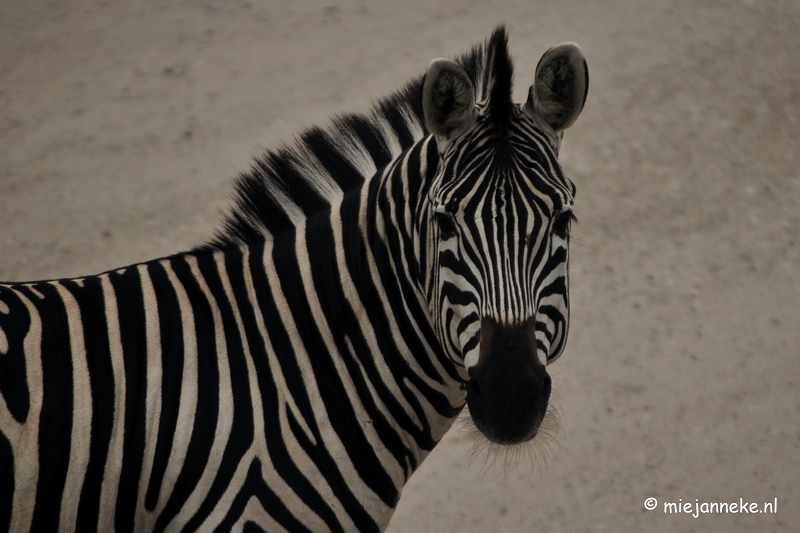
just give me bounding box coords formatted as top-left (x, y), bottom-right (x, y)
top-left (466, 316), bottom-right (551, 444)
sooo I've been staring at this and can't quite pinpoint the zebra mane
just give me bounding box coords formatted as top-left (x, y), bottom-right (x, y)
top-left (202, 26), bottom-right (514, 251)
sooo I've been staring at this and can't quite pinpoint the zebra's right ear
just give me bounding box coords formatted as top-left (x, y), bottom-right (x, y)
top-left (422, 58), bottom-right (476, 141)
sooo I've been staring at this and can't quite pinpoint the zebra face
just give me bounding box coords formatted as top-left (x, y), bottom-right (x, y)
top-left (421, 37), bottom-right (587, 444)
top-left (430, 117), bottom-right (575, 371)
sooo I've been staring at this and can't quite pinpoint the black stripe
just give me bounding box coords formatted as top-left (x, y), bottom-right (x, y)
top-left (232, 170), bottom-right (294, 238)
top-left (383, 153), bottom-right (465, 384)
top-left (305, 209), bottom-right (402, 504)
top-left (60, 277), bottom-right (116, 532)
top-left (341, 186), bottom-right (439, 458)
top-left (153, 254), bottom-right (220, 532)
top-left (268, 149), bottom-right (329, 217)
top-left (0, 286), bottom-right (31, 423)
top-left (363, 179), bottom-right (460, 442)
top-left (342, 114), bottom-right (393, 170)
top-left (216, 458), bottom-right (312, 533)
top-left (271, 228), bottom-right (378, 531)
top-left (144, 261), bottom-right (184, 511)
top-left (257, 232), bottom-right (318, 427)
top-left (377, 101), bottom-right (413, 150)
top-left (246, 241), bottom-right (344, 531)
top-left (412, 140), bottom-right (441, 292)
top-left (110, 267), bottom-right (149, 533)
top-left (303, 127), bottom-right (365, 192)
top-left (182, 249), bottom-right (255, 531)
top-left (19, 283), bottom-right (72, 531)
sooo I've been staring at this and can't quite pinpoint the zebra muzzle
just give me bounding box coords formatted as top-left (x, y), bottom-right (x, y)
top-left (466, 316), bottom-right (551, 444)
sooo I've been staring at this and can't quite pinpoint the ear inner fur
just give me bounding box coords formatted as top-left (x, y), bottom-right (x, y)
top-left (526, 43), bottom-right (588, 132)
top-left (421, 58), bottom-right (476, 140)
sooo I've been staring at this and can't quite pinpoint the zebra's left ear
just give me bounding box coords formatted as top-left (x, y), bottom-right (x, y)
top-left (524, 43), bottom-right (588, 132)
top-left (422, 58), bottom-right (477, 141)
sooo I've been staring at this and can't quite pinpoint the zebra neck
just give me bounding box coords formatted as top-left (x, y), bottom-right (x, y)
top-left (273, 174), bottom-right (467, 436)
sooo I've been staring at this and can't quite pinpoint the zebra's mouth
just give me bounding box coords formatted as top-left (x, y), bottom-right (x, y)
top-left (465, 317), bottom-right (552, 444)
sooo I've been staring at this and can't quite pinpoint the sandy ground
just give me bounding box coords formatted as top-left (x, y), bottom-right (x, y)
top-left (1, 1), bottom-right (799, 531)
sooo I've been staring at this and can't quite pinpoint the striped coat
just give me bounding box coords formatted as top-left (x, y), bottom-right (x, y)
top-left (0, 27), bottom-right (588, 532)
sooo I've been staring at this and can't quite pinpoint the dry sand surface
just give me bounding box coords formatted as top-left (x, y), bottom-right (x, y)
top-left (1, 1), bottom-right (799, 531)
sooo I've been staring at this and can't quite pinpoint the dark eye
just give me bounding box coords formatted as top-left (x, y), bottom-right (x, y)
top-left (553, 211), bottom-right (576, 239)
top-left (434, 212), bottom-right (458, 240)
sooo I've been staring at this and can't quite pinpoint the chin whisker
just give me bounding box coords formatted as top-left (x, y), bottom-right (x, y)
top-left (456, 381), bottom-right (566, 481)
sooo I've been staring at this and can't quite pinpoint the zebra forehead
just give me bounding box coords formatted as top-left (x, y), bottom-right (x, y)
top-left (439, 165), bottom-right (569, 215)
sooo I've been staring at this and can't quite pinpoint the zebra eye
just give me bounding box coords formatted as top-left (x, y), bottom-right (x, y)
top-left (434, 212), bottom-right (458, 240)
top-left (553, 211), bottom-right (576, 239)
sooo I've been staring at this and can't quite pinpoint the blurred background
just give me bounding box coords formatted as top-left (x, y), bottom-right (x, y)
top-left (1, 1), bottom-right (798, 531)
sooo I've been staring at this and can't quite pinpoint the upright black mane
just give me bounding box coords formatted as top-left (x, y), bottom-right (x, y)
top-left (202, 26), bottom-right (515, 251)
top-left (486, 28), bottom-right (515, 136)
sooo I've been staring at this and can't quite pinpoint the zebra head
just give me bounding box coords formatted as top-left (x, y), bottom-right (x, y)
top-left (420, 30), bottom-right (588, 445)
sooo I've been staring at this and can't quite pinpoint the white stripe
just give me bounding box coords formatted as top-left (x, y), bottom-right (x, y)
top-left (133, 264), bottom-right (163, 533)
top-left (0, 288), bottom-right (43, 532)
top-left (234, 496), bottom-right (288, 533)
top-left (54, 282), bottom-right (92, 532)
top-left (296, 225), bottom-right (397, 513)
top-left (251, 244), bottom-right (315, 445)
top-left (153, 260), bottom-right (198, 523)
top-left (201, 247), bottom-right (326, 533)
top-left (259, 170), bottom-right (306, 228)
top-left (330, 125), bottom-right (377, 180)
top-left (97, 274), bottom-right (126, 532)
top-left (168, 255), bottom-right (235, 529)
top-left (399, 103), bottom-right (425, 143)
top-left (289, 149), bottom-right (343, 203)
top-left (359, 175), bottom-right (468, 446)
top-left (373, 114), bottom-right (402, 158)
top-left (0, 325), bottom-right (7, 356)
top-left (334, 197), bottom-right (425, 433)
top-left (263, 236), bottom-right (358, 532)
top-left (25, 284), bottom-right (45, 300)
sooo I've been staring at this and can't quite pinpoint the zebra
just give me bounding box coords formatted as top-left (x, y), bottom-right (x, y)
top-left (0, 27), bottom-right (588, 532)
